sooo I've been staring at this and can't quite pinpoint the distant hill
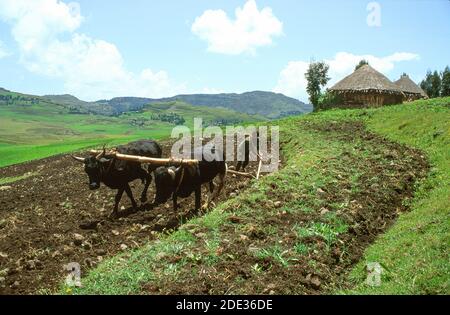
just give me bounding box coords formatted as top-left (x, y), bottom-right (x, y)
top-left (43, 91), bottom-right (311, 118)
top-left (96, 91), bottom-right (311, 118)
top-left (157, 91), bottom-right (312, 119)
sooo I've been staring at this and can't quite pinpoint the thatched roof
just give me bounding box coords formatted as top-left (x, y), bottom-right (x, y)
top-left (394, 74), bottom-right (428, 97)
top-left (329, 65), bottom-right (404, 95)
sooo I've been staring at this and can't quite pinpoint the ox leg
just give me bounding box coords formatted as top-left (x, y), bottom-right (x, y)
top-left (112, 187), bottom-right (125, 217)
top-left (194, 186), bottom-right (201, 212)
top-left (242, 158), bottom-right (249, 172)
top-left (202, 181), bottom-right (215, 210)
top-left (209, 172), bottom-right (225, 206)
top-left (172, 193), bottom-right (178, 212)
top-left (124, 184), bottom-right (138, 209)
top-left (140, 170), bottom-right (152, 203)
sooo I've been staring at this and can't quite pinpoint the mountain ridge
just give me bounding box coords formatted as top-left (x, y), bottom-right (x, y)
top-left (44, 90), bottom-right (312, 118)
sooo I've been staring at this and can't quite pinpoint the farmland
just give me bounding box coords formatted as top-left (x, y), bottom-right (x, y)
top-left (0, 97), bottom-right (448, 294)
top-left (0, 90), bottom-right (262, 168)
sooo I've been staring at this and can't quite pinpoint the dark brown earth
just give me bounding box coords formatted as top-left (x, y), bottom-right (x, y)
top-left (0, 141), bottom-right (261, 294)
top-left (142, 121), bottom-right (429, 295)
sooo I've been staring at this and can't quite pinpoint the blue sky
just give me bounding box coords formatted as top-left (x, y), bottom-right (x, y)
top-left (0, 0), bottom-right (449, 103)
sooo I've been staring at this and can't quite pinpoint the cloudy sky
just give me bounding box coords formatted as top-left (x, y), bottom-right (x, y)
top-left (0, 0), bottom-right (449, 103)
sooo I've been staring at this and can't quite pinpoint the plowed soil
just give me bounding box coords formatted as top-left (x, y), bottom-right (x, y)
top-left (0, 141), bottom-right (260, 294)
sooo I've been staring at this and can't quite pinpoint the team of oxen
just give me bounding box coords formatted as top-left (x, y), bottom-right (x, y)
top-left (71, 135), bottom-right (259, 218)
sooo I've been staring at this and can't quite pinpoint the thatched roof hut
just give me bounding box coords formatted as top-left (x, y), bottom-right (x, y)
top-left (329, 65), bottom-right (405, 108)
top-left (394, 74), bottom-right (428, 101)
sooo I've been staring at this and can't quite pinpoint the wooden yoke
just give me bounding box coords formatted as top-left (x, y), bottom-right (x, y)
top-left (89, 150), bottom-right (199, 166)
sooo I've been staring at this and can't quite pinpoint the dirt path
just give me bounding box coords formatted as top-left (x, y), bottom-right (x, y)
top-left (0, 142), bottom-right (260, 294)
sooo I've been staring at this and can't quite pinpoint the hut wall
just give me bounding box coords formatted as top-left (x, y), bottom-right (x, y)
top-left (404, 92), bottom-right (425, 102)
top-left (332, 91), bottom-right (403, 108)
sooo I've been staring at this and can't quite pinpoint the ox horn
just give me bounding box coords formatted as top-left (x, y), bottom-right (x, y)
top-left (96, 145), bottom-right (107, 160)
top-left (71, 155), bottom-right (85, 163)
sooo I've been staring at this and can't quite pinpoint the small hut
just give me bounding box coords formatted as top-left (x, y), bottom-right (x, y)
top-left (394, 74), bottom-right (428, 101)
top-left (329, 65), bottom-right (405, 108)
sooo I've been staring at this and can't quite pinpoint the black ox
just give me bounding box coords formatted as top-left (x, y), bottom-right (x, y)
top-left (153, 144), bottom-right (226, 211)
top-left (72, 140), bottom-right (162, 217)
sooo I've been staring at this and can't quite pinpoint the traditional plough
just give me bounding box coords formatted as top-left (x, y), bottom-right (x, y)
top-left (89, 149), bottom-right (260, 179)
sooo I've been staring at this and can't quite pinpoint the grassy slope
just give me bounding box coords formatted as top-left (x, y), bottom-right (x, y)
top-left (69, 97), bottom-right (449, 295)
top-left (0, 91), bottom-right (261, 167)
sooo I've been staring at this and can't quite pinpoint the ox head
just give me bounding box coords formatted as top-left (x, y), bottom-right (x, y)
top-left (153, 166), bottom-right (179, 204)
top-left (72, 148), bottom-right (112, 190)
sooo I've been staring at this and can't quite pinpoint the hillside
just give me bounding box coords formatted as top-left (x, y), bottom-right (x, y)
top-left (0, 90), bottom-right (262, 167)
top-left (156, 91), bottom-right (312, 119)
top-left (44, 91), bottom-right (312, 118)
top-left (64, 97), bottom-right (448, 295)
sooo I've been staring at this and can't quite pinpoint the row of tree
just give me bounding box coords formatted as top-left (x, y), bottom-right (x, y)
top-left (420, 67), bottom-right (450, 98)
top-left (150, 112), bottom-right (186, 125)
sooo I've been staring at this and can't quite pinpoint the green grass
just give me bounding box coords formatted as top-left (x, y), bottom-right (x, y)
top-left (52, 96), bottom-right (449, 295)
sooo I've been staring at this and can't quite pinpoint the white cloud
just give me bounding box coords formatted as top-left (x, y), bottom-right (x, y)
top-left (274, 51), bottom-right (420, 102)
top-left (192, 0), bottom-right (283, 55)
top-left (0, 0), bottom-right (185, 100)
top-left (0, 40), bottom-right (10, 58)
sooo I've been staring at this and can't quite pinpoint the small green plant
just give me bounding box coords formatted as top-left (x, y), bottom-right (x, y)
top-left (296, 222), bottom-right (346, 248)
top-left (294, 242), bottom-right (310, 255)
top-left (255, 245), bottom-right (292, 267)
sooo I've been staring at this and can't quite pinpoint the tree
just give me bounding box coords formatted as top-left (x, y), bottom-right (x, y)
top-left (430, 70), bottom-right (442, 98)
top-left (440, 66), bottom-right (450, 97)
top-left (355, 59), bottom-right (369, 71)
top-left (305, 61), bottom-right (330, 110)
top-left (420, 70), bottom-right (433, 98)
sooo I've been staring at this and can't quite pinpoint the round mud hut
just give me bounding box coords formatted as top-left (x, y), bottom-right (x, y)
top-left (394, 74), bottom-right (428, 101)
top-left (329, 64), bottom-right (405, 108)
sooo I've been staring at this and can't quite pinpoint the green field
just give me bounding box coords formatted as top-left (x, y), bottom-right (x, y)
top-left (0, 90), bottom-right (262, 167)
top-left (67, 97), bottom-right (449, 295)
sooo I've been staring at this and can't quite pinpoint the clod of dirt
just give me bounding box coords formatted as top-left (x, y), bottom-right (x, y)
top-left (119, 244), bottom-right (128, 251)
top-left (306, 274), bottom-right (321, 290)
top-left (51, 251), bottom-right (61, 258)
top-left (274, 201), bottom-right (282, 208)
top-left (84, 258), bottom-right (94, 268)
top-left (79, 220), bottom-right (100, 230)
top-left (95, 249), bottom-right (107, 256)
top-left (73, 233), bottom-right (84, 246)
top-left (228, 216), bottom-right (242, 224)
top-left (111, 230), bottom-right (120, 236)
top-left (81, 242), bottom-right (92, 250)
